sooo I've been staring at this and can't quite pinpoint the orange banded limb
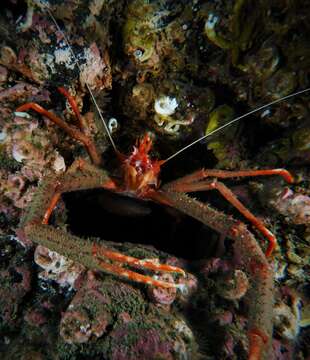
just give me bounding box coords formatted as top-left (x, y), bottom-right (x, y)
top-left (248, 328), bottom-right (269, 360)
top-left (16, 100), bottom-right (101, 166)
top-left (92, 244), bottom-right (184, 289)
top-left (57, 87), bottom-right (87, 133)
top-left (41, 182), bottom-right (115, 226)
top-left (166, 179), bottom-right (277, 257)
top-left (166, 168), bottom-right (294, 188)
top-left (42, 191), bottom-right (61, 225)
top-left (152, 191), bottom-right (274, 359)
top-left (32, 163), bottom-right (115, 226)
top-left (92, 243), bottom-right (185, 276)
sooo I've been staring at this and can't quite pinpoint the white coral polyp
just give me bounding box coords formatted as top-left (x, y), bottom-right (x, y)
top-left (12, 144), bottom-right (27, 163)
top-left (79, 44), bottom-right (106, 90)
top-left (54, 47), bottom-right (76, 70)
top-left (34, 245), bottom-right (84, 289)
top-left (0, 130), bottom-right (7, 142)
top-left (53, 153), bottom-right (66, 173)
top-left (154, 96), bottom-right (178, 116)
top-left (205, 13), bottom-right (219, 31)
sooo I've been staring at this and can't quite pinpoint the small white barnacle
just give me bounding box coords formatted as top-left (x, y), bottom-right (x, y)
top-left (54, 47), bottom-right (76, 70)
top-left (14, 111), bottom-right (31, 119)
top-left (261, 109), bottom-right (271, 118)
top-left (205, 13), bottom-right (219, 31)
top-left (79, 324), bottom-right (91, 334)
top-left (0, 130), bottom-right (7, 142)
top-left (17, 3), bottom-right (34, 32)
top-left (154, 96), bottom-right (178, 117)
top-left (12, 144), bottom-right (27, 163)
top-left (176, 283), bottom-right (188, 294)
top-left (133, 49), bottom-right (144, 59)
top-left (108, 117), bottom-right (118, 134)
top-left (53, 152), bottom-right (66, 173)
top-left (32, 0), bottom-right (50, 8)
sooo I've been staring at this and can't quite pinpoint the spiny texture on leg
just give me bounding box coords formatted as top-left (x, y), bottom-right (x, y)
top-left (164, 168), bottom-right (294, 257)
top-left (93, 244), bottom-right (185, 288)
top-left (18, 163), bottom-right (185, 289)
top-left (57, 87), bottom-right (85, 132)
top-left (16, 100), bottom-right (101, 165)
top-left (24, 224), bottom-right (98, 270)
top-left (19, 167), bottom-right (112, 227)
top-left (165, 168), bottom-right (294, 188)
top-left (160, 190), bottom-right (273, 360)
top-left (19, 176), bottom-right (60, 227)
top-left (93, 245), bottom-right (185, 275)
top-left (169, 179), bottom-right (277, 256)
top-left (25, 224), bottom-right (182, 289)
top-left (94, 256), bottom-right (180, 289)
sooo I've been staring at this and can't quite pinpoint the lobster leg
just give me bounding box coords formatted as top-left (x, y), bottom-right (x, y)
top-left (165, 179), bottom-right (276, 257)
top-left (57, 87), bottom-right (86, 132)
top-left (164, 168), bottom-right (294, 257)
top-left (16, 88), bottom-right (101, 165)
top-left (166, 168), bottom-right (294, 187)
top-left (149, 190), bottom-right (273, 360)
top-left (19, 165), bottom-right (184, 289)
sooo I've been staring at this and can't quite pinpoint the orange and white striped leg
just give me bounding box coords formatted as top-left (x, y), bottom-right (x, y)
top-left (92, 243), bottom-right (185, 289)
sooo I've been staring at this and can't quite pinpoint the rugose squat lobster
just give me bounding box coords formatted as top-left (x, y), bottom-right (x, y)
top-left (16, 86), bottom-right (305, 360)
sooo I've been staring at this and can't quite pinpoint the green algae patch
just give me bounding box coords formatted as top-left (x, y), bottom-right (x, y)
top-left (56, 276), bottom-right (198, 359)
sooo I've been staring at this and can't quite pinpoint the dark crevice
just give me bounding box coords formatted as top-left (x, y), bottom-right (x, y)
top-left (63, 189), bottom-right (218, 261)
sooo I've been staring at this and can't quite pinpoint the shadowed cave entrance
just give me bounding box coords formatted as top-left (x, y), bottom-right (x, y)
top-left (63, 188), bottom-right (218, 261)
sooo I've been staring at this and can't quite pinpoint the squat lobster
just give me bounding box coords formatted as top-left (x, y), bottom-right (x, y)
top-left (17, 87), bottom-right (294, 359)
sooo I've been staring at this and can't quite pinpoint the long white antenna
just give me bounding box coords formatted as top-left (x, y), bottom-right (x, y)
top-left (42, 5), bottom-right (117, 151)
top-left (165, 88), bottom-right (310, 163)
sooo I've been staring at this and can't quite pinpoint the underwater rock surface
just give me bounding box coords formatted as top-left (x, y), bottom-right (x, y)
top-left (0, 0), bottom-right (309, 359)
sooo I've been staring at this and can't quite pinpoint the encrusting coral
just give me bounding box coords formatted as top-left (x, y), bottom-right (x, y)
top-left (0, 1), bottom-right (309, 359)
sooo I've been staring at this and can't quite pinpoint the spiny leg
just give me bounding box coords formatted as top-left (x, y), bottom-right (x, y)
top-left (165, 179), bottom-right (276, 257)
top-left (24, 222), bottom-right (175, 288)
top-left (57, 87), bottom-right (85, 132)
top-left (92, 244), bottom-right (185, 289)
top-left (23, 221), bottom-right (183, 289)
top-left (166, 168), bottom-right (294, 187)
top-left (164, 168), bottom-right (294, 257)
top-left (19, 162), bottom-right (114, 228)
top-left (248, 329), bottom-right (269, 360)
top-left (20, 167), bottom-right (184, 288)
top-left (92, 243), bottom-right (185, 275)
top-left (16, 88), bottom-right (101, 165)
top-left (150, 190), bottom-right (273, 360)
